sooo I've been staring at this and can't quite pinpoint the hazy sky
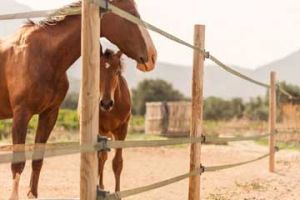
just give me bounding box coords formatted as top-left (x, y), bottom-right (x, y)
top-left (16, 0), bottom-right (300, 69)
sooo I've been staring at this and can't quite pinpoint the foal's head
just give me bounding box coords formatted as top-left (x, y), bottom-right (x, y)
top-left (100, 49), bottom-right (123, 112)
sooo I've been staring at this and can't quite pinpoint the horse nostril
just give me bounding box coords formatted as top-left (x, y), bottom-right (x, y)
top-left (152, 54), bottom-right (156, 64)
top-left (100, 99), bottom-right (114, 110)
top-left (140, 56), bottom-right (148, 64)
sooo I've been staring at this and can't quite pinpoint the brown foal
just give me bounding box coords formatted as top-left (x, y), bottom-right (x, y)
top-left (0, 1), bottom-right (156, 199)
top-left (98, 49), bottom-right (131, 192)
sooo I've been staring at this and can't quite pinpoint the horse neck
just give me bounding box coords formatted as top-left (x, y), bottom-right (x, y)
top-left (44, 15), bottom-right (82, 74)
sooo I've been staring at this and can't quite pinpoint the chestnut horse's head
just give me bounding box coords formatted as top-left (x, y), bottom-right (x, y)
top-left (101, 0), bottom-right (157, 72)
top-left (99, 49), bottom-right (123, 111)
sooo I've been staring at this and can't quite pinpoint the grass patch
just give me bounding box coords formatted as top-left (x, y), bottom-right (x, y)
top-left (256, 138), bottom-right (300, 151)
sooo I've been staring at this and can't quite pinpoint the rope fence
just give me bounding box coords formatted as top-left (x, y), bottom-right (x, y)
top-left (0, 133), bottom-right (277, 164)
top-left (93, 0), bottom-right (295, 100)
top-left (0, 0), bottom-right (299, 199)
top-left (98, 150), bottom-right (274, 200)
top-left (0, 130), bottom-right (296, 165)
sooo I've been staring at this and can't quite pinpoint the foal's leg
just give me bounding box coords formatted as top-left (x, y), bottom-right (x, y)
top-left (9, 108), bottom-right (32, 200)
top-left (112, 123), bottom-right (128, 192)
top-left (27, 108), bottom-right (59, 199)
top-left (98, 150), bottom-right (108, 189)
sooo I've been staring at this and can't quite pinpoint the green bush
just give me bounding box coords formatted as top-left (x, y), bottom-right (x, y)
top-left (56, 109), bottom-right (79, 130)
top-left (204, 97), bottom-right (244, 121)
top-left (130, 116), bottom-right (145, 127)
top-left (244, 97), bottom-right (268, 121)
top-left (0, 120), bottom-right (12, 140)
top-left (0, 109), bottom-right (79, 140)
top-left (277, 82), bottom-right (300, 104)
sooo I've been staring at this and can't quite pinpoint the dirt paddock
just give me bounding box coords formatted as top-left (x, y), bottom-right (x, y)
top-left (0, 141), bottom-right (299, 200)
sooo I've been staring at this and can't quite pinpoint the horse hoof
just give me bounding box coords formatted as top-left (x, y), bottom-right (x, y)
top-left (27, 191), bottom-right (37, 199)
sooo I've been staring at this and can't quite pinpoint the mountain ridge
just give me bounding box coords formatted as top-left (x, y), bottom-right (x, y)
top-left (1, 1), bottom-right (298, 100)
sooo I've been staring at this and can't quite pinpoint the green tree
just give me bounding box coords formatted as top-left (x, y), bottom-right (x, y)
top-left (244, 97), bottom-right (268, 121)
top-left (277, 82), bottom-right (300, 104)
top-left (132, 79), bottom-right (185, 115)
top-left (204, 97), bottom-right (244, 120)
top-left (230, 98), bottom-right (245, 119)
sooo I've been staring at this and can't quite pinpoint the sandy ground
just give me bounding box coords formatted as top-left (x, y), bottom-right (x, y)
top-left (0, 141), bottom-right (299, 200)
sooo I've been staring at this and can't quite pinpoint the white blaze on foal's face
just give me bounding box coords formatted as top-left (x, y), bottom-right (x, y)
top-left (105, 62), bottom-right (111, 69)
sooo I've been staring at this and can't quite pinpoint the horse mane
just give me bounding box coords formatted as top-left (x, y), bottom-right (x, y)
top-left (24, 1), bottom-right (82, 27)
top-left (23, 0), bottom-right (138, 27)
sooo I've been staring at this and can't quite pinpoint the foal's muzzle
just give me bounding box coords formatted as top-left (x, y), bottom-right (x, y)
top-left (100, 99), bottom-right (114, 111)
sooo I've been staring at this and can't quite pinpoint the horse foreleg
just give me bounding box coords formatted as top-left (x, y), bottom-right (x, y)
top-left (112, 123), bottom-right (128, 192)
top-left (98, 151), bottom-right (108, 189)
top-left (9, 108), bottom-right (32, 200)
top-left (27, 108), bottom-right (59, 199)
top-left (112, 148), bottom-right (123, 192)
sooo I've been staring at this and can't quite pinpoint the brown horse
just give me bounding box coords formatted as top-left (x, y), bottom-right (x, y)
top-left (0, 1), bottom-right (156, 199)
top-left (98, 49), bottom-right (131, 192)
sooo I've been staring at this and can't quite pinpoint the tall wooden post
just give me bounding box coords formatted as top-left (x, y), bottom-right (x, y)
top-left (188, 25), bottom-right (205, 200)
top-left (269, 71), bottom-right (276, 172)
top-left (80, 0), bottom-right (100, 199)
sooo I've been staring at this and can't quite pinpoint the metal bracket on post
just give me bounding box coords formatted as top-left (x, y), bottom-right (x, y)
top-left (97, 136), bottom-right (111, 152)
top-left (201, 135), bottom-right (206, 144)
top-left (97, 186), bottom-right (110, 200)
top-left (204, 49), bottom-right (210, 59)
top-left (199, 164), bottom-right (205, 175)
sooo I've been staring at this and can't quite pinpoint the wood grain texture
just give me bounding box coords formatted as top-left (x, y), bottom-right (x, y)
top-left (188, 25), bottom-right (205, 200)
top-left (269, 71), bottom-right (276, 172)
top-left (80, 1), bottom-right (100, 199)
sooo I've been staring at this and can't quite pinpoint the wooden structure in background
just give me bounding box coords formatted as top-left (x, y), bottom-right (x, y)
top-left (145, 102), bottom-right (191, 136)
top-left (167, 102), bottom-right (191, 136)
top-left (145, 102), bottom-right (168, 135)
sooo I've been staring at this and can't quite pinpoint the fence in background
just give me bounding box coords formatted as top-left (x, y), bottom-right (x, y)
top-left (0, 0), bottom-right (298, 199)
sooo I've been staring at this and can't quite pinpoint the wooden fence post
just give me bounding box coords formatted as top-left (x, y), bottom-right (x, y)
top-left (188, 25), bottom-right (205, 200)
top-left (80, 0), bottom-right (100, 199)
top-left (269, 71), bottom-right (276, 172)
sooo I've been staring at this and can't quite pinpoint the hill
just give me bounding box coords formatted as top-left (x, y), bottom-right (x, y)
top-left (1, 1), bottom-right (299, 100)
top-left (67, 50), bottom-right (300, 99)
